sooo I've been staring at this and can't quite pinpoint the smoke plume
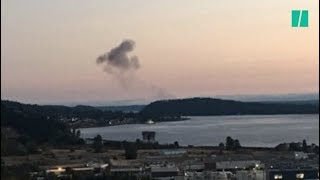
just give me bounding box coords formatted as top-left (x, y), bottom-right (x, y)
top-left (96, 39), bottom-right (140, 73)
top-left (96, 39), bottom-right (174, 100)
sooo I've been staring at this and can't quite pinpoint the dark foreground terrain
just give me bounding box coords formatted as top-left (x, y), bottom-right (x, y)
top-left (1, 99), bottom-right (319, 179)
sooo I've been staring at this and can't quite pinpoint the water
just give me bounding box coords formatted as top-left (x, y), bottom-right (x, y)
top-left (79, 114), bottom-right (319, 147)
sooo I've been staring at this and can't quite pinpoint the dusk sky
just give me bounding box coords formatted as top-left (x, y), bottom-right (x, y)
top-left (1, 0), bottom-right (319, 104)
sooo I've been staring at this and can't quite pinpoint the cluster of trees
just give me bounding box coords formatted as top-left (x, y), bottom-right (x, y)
top-left (1, 101), bottom-right (85, 156)
top-left (124, 143), bottom-right (138, 160)
top-left (218, 136), bottom-right (241, 152)
top-left (93, 135), bottom-right (103, 153)
top-left (91, 134), bottom-right (137, 159)
top-left (91, 134), bottom-right (180, 159)
top-left (1, 161), bottom-right (40, 180)
top-left (291, 139), bottom-right (318, 152)
top-left (275, 140), bottom-right (319, 154)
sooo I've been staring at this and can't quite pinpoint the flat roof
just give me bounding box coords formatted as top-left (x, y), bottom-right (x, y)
top-left (72, 167), bottom-right (94, 171)
top-left (110, 168), bottom-right (142, 172)
top-left (151, 167), bottom-right (179, 172)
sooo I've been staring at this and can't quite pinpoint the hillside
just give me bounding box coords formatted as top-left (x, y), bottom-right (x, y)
top-left (141, 98), bottom-right (319, 116)
top-left (96, 105), bottom-right (145, 113)
top-left (1, 100), bottom-right (135, 120)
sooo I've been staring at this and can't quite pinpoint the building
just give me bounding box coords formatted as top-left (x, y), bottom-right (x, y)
top-left (184, 171), bottom-right (205, 180)
top-left (184, 164), bottom-right (205, 172)
top-left (266, 168), bottom-right (319, 180)
top-left (216, 160), bottom-right (262, 171)
top-left (294, 151), bottom-right (308, 160)
top-left (204, 171), bottom-right (234, 180)
top-left (184, 171), bottom-right (234, 180)
top-left (150, 164), bottom-right (181, 179)
top-left (235, 170), bottom-right (264, 180)
top-left (142, 131), bottom-right (156, 143)
top-left (109, 167), bottom-right (143, 176)
top-left (204, 155), bottom-right (263, 172)
top-left (161, 149), bottom-right (187, 156)
top-left (107, 159), bottom-right (144, 177)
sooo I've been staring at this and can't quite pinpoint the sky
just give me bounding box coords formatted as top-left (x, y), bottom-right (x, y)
top-left (1, 0), bottom-right (319, 105)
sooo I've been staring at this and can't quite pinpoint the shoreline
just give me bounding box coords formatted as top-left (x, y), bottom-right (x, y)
top-left (75, 113), bottom-right (319, 129)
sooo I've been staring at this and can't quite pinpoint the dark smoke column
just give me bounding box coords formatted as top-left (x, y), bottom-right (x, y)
top-left (96, 39), bottom-right (174, 100)
top-left (96, 39), bottom-right (140, 73)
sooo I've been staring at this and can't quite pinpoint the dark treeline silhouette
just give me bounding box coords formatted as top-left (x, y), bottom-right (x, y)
top-left (93, 135), bottom-right (103, 153)
top-left (1, 101), bottom-right (85, 156)
top-left (87, 137), bottom-right (180, 155)
top-left (2, 104), bottom-right (71, 143)
top-left (88, 135), bottom-right (180, 160)
top-left (96, 105), bottom-right (146, 112)
top-left (275, 139), bottom-right (319, 154)
top-left (1, 100), bottom-right (137, 121)
top-left (225, 136), bottom-right (241, 150)
top-left (0, 100), bottom-right (184, 124)
top-left (102, 139), bottom-right (179, 150)
top-left (124, 143), bottom-right (138, 159)
top-left (141, 97), bottom-right (319, 116)
top-left (216, 136), bottom-right (241, 152)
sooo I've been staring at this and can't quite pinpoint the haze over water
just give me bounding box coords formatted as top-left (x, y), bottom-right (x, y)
top-left (80, 114), bottom-right (319, 147)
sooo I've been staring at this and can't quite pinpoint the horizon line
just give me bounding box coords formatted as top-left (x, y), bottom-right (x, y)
top-left (2, 92), bottom-right (319, 106)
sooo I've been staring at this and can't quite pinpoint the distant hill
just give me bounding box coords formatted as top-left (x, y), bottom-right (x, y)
top-left (1, 101), bottom-right (84, 148)
top-left (141, 98), bottom-right (319, 116)
top-left (259, 100), bottom-right (319, 106)
top-left (217, 93), bottom-right (319, 102)
top-left (0, 100), bottom-right (139, 126)
top-left (96, 105), bottom-right (145, 113)
top-left (1, 100), bottom-right (141, 143)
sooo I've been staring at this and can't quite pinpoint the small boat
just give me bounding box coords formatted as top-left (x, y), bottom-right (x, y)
top-left (146, 119), bottom-right (155, 124)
